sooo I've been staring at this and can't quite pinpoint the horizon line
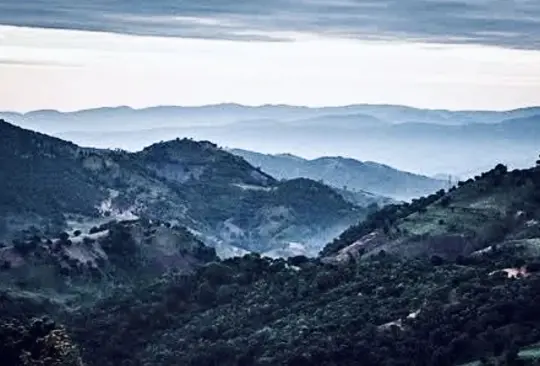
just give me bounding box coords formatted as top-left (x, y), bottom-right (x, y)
top-left (2, 102), bottom-right (540, 115)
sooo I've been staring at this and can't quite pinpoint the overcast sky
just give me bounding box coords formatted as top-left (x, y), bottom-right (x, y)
top-left (1, 0), bottom-right (540, 112)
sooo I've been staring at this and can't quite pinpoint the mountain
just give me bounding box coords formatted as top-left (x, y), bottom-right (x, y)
top-left (0, 119), bottom-right (362, 258)
top-left (2, 161), bottom-right (540, 366)
top-left (286, 113), bottom-right (388, 129)
top-left (4, 104), bottom-right (540, 136)
top-left (48, 111), bottom-right (540, 177)
top-left (230, 149), bottom-right (447, 200)
top-left (322, 161), bottom-right (540, 262)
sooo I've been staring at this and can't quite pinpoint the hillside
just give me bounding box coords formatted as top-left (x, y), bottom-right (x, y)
top-left (2, 160), bottom-right (540, 365)
top-left (322, 161), bottom-right (540, 262)
top-left (0, 120), bottom-right (108, 235)
top-left (0, 218), bottom-right (219, 366)
top-left (0, 119), bottom-right (361, 257)
top-left (3, 220), bottom-right (540, 365)
top-left (231, 148), bottom-right (446, 200)
top-left (0, 219), bottom-right (217, 296)
top-left (65, 247), bottom-right (540, 366)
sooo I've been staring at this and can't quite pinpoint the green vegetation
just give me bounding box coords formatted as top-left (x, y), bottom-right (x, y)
top-left (0, 120), bottom-right (360, 255)
top-left (322, 189), bottom-right (446, 256)
top-left (323, 163), bottom-right (540, 260)
top-left (0, 316), bottom-right (84, 366)
top-left (230, 148), bottom-right (448, 200)
top-left (0, 120), bottom-right (105, 233)
top-left (2, 244), bottom-right (540, 365)
top-left (2, 118), bottom-right (540, 365)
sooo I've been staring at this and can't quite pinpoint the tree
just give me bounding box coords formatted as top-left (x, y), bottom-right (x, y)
top-left (526, 261), bottom-right (540, 273)
top-left (440, 196), bottom-right (451, 208)
top-left (13, 239), bottom-right (37, 256)
top-left (0, 317), bottom-right (84, 366)
top-left (289, 255), bottom-right (309, 267)
top-left (503, 344), bottom-right (520, 365)
top-left (0, 218), bottom-right (7, 236)
top-left (201, 263), bottom-right (234, 286)
top-left (430, 255), bottom-right (445, 266)
top-left (196, 281), bottom-right (216, 306)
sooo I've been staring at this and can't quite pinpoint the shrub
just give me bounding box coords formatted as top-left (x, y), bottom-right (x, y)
top-left (216, 284), bottom-right (239, 304)
top-left (196, 281), bottom-right (216, 306)
top-left (13, 239), bottom-right (38, 256)
top-left (430, 255), bottom-right (445, 266)
top-left (526, 261), bottom-right (540, 273)
top-left (440, 196), bottom-right (451, 207)
top-left (288, 255), bottom-right (309, 267)
top-left (201, 263), bottom-right (234, 286)
top-left (0, 317), bottom-right (84, 366)
top-left (59, 232), bottom-right (70, 242)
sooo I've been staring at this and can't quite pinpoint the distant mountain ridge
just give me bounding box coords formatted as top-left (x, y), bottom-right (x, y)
top-left (230, 149), bottom-right (447, 200)
top-left (0, 119), bottom-right (362, 258)
top-left (3, 103), bottom-right (540, 135)
top-left (18, 107), bottom-right (536, 178)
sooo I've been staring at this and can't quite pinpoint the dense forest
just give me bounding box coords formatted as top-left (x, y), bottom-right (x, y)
top-left (3, 243), bottom-right (540, 365)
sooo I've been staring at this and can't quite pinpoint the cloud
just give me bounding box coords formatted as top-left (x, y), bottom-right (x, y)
top-left (0, 0), bottom-right (539, 49)
top-left (0, 57), bottom-right (82, 68)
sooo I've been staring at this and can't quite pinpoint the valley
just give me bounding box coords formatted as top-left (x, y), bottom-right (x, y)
top-left (0, 117), bottom-right (540, 366)
top-left (3, 1), bottom-right (540, 364)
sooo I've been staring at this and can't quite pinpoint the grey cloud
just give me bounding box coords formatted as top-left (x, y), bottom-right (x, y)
top-left (0, 0), bottom-right (539, 49)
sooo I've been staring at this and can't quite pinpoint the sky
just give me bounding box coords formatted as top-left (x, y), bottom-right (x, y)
top-left (1, 0), bottom-right (540, 112)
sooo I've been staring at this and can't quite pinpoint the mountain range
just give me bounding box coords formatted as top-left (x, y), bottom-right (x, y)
top-left (4, 104), bottom-right (537, 177)
top-left (1, 109), bottom-right (540, 366)
top-left (1, 147), bottom-right (540, 365)
top-left (3, 104), bottom-right (540, 134)
top-left (0, 119), bottom-right (364, 258)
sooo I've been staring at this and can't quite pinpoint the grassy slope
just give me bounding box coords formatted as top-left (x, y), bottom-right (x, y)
top-left (323, 163), bottom-right (540, 260)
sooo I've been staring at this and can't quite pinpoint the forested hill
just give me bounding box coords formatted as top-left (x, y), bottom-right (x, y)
top-left (4, 217), bottom-right (540, 365)
top-left (0, 160), bottom-right (539, 365)
top-left (2, 117), bottom-right (540, 365)
top-left (322, 160), bottom-right (540, 261)
top-left (0, 118), bottom-right (107, 221)
top-left (230, 148), bottom-right (446, 200)
top-left (0, 119), bottom-right (361, 257)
